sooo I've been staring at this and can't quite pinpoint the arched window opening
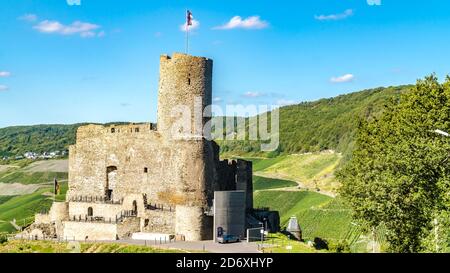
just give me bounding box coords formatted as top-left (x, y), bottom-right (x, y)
top-left (88, 207), bottom-right (93, 217)
top-left (106, 166), bottom-right (118, 201)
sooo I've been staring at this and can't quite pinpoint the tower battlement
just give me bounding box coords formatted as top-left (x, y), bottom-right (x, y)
top-left (157, 53), bottom-right (213, 139)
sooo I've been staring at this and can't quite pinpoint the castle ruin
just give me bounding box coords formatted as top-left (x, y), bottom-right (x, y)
top-left (25, 53), bottom-right (256, 241)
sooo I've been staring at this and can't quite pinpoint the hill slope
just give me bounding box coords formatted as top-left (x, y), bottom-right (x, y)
top-left (0, 124), bottom-right (81, 157)
top-left (219, 85), bottom-right (410, 157)
top-left (0, 85), bottom-right (410, 158)
top-left (0, 122), bottom-right (132, 157)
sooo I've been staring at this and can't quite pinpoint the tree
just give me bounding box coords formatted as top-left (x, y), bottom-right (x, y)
top-left (337, 75), bottom-right (450, 253)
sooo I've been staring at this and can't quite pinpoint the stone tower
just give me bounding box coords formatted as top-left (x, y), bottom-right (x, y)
top-left (157, 53), bottom-right (213, 139)
top-left (157, 53), bottom-right (214, 241)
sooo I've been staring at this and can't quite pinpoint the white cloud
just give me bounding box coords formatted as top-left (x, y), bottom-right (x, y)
top-left (214, 16), bottom-right (269, 30)
top-left (330, 74), bottom-right (355, 83)
top-left (19, 14), bottom-right (38, 22)
top-left (367, 0), bottom-right (382, 6)
top-left (243, 91), bottom-right (265, 98)
top-left (180, 19), bottom-right (200, 32)
top-left (0, 85), bottom-right (9, 91)
top-left (315, 9), bottom-right (354, 21)
top-left (33, 20), bottom-right (102, 38)
top-left (276, 99), bottom-right (297, 107)
top-left (0, 71), bottom-right (11, 78)
top-left (213, 97), bottom-right (223, 103)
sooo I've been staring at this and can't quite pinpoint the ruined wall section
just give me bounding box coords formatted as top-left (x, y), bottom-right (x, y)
top-left (67, 121), bottom-right (215, 210)
top-left (67, 123), bottom-right (184, 205)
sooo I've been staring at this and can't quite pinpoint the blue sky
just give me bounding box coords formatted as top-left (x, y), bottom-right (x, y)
top-left (1, 0), bottom-right (450, 127)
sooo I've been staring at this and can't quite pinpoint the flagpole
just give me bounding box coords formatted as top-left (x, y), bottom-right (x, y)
top-left (186, 9), bottom-right (189, 54)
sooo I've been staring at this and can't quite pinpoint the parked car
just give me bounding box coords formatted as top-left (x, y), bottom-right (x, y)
top-left (217, 235), bottom-right (240, 244)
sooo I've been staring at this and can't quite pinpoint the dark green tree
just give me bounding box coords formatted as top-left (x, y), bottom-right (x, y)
top-left (338, 75), bottom-right (450, 253)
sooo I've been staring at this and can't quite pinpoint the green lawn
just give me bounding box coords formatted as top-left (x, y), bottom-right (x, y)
top-left (253, 176), bottom-right (297, 191)
top-left (263, 233), bottom-right (323, 253)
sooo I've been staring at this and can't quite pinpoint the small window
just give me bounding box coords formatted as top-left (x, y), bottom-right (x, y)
top-left (111, 128), bottom-right (116, 133)
top-left (144, 167), bottom-right (148, 173)
top-left (188, 78), bottom-right (191, 85)
top-left (88, 207), bottom-right (93, 217)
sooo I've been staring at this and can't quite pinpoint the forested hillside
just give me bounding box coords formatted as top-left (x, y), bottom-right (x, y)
top-left (0, 124), bottom-right (82, 157)
top-left (0, 85), bottom-right (411, 158)
top-left (219, 85), bottom-right (411, 158)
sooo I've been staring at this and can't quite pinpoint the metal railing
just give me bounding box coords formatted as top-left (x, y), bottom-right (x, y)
top-left (116, 210), bottom-right (137, 222)
top-left (68, 215), bottom-right (120, 224)
top-left (69, 195), bottom-right (123, 205)
top-left (145, 203), bottom-right (174, 212)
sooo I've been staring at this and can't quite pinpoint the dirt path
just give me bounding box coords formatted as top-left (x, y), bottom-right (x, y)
top-left (254, 172), bottom-right (336, 198)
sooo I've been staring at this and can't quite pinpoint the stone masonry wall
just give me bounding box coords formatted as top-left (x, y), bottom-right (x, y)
top-left (63, 221), bottom-right (117, 241)
top-left (117, 218), bottom-right (141, 239)
top-left (68, 202), bottom-right (122, 221)
top-left (157, 53), bottom-right (213, 140)
top-left (141, 209), bottom-right (175, 234)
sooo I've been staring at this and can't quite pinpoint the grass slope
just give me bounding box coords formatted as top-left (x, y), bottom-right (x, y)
top-left (254, 190), bottom-right (359, 247)
top-left (0, 182), bottom-right (67, 233)
top-left (254, 191), bottom-right (331, 223)
top-left (0, 171), bottom-right (68, 185)
top-left (0, 159), bottom-right (68, 185)
top-left (257, 152), bottom-right (342, 193)
top-left (253, 176), bottom-right (297, 191)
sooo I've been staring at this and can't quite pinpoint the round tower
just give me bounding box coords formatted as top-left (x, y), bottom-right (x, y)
top-left (157, 53), bottom-right (213, 140)
top-left (157, 53), bottom-right (214, 240)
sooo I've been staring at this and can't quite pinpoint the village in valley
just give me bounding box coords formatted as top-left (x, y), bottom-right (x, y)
top-left (2, 150), bottom-right (68, 161)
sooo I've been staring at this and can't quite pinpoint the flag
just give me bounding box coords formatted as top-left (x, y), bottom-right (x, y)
top-left (187, 10), bottom-right (193, 26)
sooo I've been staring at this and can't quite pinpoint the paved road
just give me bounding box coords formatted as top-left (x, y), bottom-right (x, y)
top-left (114, 239), bottom-right (263, 253)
